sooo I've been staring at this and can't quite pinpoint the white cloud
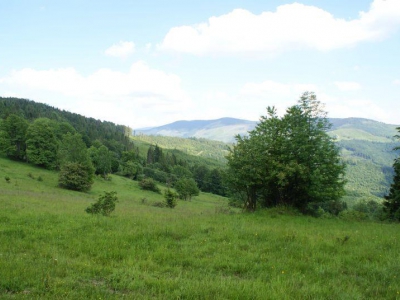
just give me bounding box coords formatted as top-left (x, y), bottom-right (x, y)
top-left (105, 41), bottom-right (135, 58)
top-left (202, 80), bottom-right (398, 123)
top-left (0, 61), bottom-right (191, 128)
top-left (323, 95), bottom-right (391, 123)
top-left (393, 79), bottom-right (400, 85)
top-left (237, 81), bottom-right (318, 119)
top-left (334, 81), bottom-right (362, 91)
top-left (159, 0), bottom-right (400, 56)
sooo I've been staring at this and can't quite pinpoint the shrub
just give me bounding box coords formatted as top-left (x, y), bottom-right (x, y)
top-left (86, 191), bottom-right (118, 216)
top-left (174, 178), bottom-right (199, 201)
top-left (152, 201), bottom-right (166, 208)
top-left (139, 178), bottom-right (160, 193)
top-left (4, 176), bottom-right (10, 183)
top-left (306, 200), bottom-right (347, 217)
top-left (58, 162), bottom-right (94, 192)
top-left (353, 199), bottom-right (384, 220)
top-left (164, 189), bottom-right (177, 208)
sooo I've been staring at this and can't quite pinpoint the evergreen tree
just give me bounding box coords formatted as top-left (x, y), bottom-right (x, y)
top-left (383, 128), bottom-right (400, 221)
top-left (147, 146), bottom-right (154, 165)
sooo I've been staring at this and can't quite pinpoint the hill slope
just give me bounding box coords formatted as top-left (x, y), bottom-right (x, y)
top-left (136, 117), bottom-right (400, 204)
top-left (1, 156), bottom-right (399, 299)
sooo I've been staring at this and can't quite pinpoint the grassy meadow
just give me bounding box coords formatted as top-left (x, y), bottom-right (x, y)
top-left (1, 157), bottom-right (400, 299)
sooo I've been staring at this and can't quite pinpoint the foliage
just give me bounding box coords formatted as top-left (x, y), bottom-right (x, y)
top-left (306, 200), bottom-right (348, 217)
top-left (164, 189), bottom-right (178, 208)
top-left (383, 127), bottom-right (400, 221)
top-left (88, 144), bottom-right (112, 177)
top-left (0, 97), bottom-right (132, 154)
top-left (174, 178), bottom-right (200, 201)
top-left (118, 149), bottom-right (143, 179)
top-left (226, 92), bottom-right (346, 211)
top-left (58, 133), bottom-right (95, 191)
top-left (139, 178), bottom-right (160, 193)
top-left (0, 114), bottom-right (29, 160)
top-left (58, 133), bottom-right (92, 167)
top-left (58, 162), bottom-right (94, 192)
top-left (25, 118), bottom-right (59, 169)
top-left (85, 191), bottom-right (118, 216)
top-left (133, 133), bottom-right (230, 163)
top-left (352, 199), bottom-right (385, 221)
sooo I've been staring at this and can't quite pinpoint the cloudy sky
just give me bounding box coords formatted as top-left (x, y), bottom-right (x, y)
top-left (0, 0), bottom-right (399, 128)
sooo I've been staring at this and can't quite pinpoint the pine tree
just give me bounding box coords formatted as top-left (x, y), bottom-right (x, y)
top-left (383, 128), bottom-right (400, 221)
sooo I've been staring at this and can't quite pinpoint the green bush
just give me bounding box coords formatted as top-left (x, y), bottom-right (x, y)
top-left (58, 162), bottom-right (94, 192)
top-left (86, 191), bottom-right (118, 216)
top-left (174, 178), bottom-right (199, 201)
top-left (353, 199), bottom-right (384, 220)
top-left (306, 200), bottom-right (347, 217)
top-left (139, 178), bottom-right (160, 193)
top-left (338, 210), bottom-right (368, 221)
top-left (164, 189), bottom-right (177, 208)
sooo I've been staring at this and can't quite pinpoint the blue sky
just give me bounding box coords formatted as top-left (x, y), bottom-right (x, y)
top-left (0, 0), bottom-right (399, 128)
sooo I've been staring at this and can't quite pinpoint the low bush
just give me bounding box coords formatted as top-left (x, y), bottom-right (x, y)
top-left (139, 178), bottom-right (160, 193)
top-left (86, 191), bottom-right (118, 216)
top-left (164, 189), bottom-right (177, 208)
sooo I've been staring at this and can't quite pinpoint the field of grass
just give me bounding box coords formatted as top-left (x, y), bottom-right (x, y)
top-left (1, 157), bottom-right (400, 299)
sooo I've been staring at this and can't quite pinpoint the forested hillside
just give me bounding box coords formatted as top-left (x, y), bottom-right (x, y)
top-left (330, 118), bottom-right (399, 203)
top-left (136, 116), bottom-right (400, 204)
top-left (0, 97), bottom-right (227, 197)
top-left (1, 97), bottom-right (399, 206)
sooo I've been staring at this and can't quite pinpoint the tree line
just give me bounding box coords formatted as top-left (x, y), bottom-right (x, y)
top-left (0, 97), bottom-right (226, 197)
top-left (1, 95), bottom-right (400, 220)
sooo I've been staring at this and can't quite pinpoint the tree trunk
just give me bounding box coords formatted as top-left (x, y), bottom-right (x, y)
top-left (245, 186), bottom-right (257, 212)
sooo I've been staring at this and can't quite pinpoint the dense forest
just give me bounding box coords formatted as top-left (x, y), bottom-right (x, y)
top-left (0, 97), bottom-right (227, 197)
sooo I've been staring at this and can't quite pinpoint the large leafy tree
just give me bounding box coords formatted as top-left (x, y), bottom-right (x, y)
top-left (58, 133), bottom-right (94, 191)
top-left (26, 118), bottom-right (59, 169)
top-left (383, 128), bottom-right (400, 221)
top-left (226, 92), bottom-right (346, 212)
top-left (0, 114), bottom-right (29, 160)
top-left (88, 144), bottom-right (112, 177)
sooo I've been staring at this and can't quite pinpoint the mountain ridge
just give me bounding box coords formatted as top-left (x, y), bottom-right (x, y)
top-left (136, 117), bottom-right (399, 143)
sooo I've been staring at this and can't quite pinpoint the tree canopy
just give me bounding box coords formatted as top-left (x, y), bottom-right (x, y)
top-left (226, 92), bottom-right (346, 212)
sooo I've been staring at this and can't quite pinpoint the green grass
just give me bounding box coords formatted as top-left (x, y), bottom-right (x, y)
top-left (1, 157), bottom-right (400, 299)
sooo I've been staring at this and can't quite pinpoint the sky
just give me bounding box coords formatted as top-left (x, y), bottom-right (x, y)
top-left (0, 0), bottom-right (399, 128)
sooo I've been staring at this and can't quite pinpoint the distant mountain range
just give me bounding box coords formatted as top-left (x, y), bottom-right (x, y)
top-left (135, 118), bottom-right (255, 143)
top-left (135, 117), bottom-right (399, 144)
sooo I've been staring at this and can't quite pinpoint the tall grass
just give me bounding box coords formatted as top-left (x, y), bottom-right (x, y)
top-left (0, 157), bottom-right (399, 299)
